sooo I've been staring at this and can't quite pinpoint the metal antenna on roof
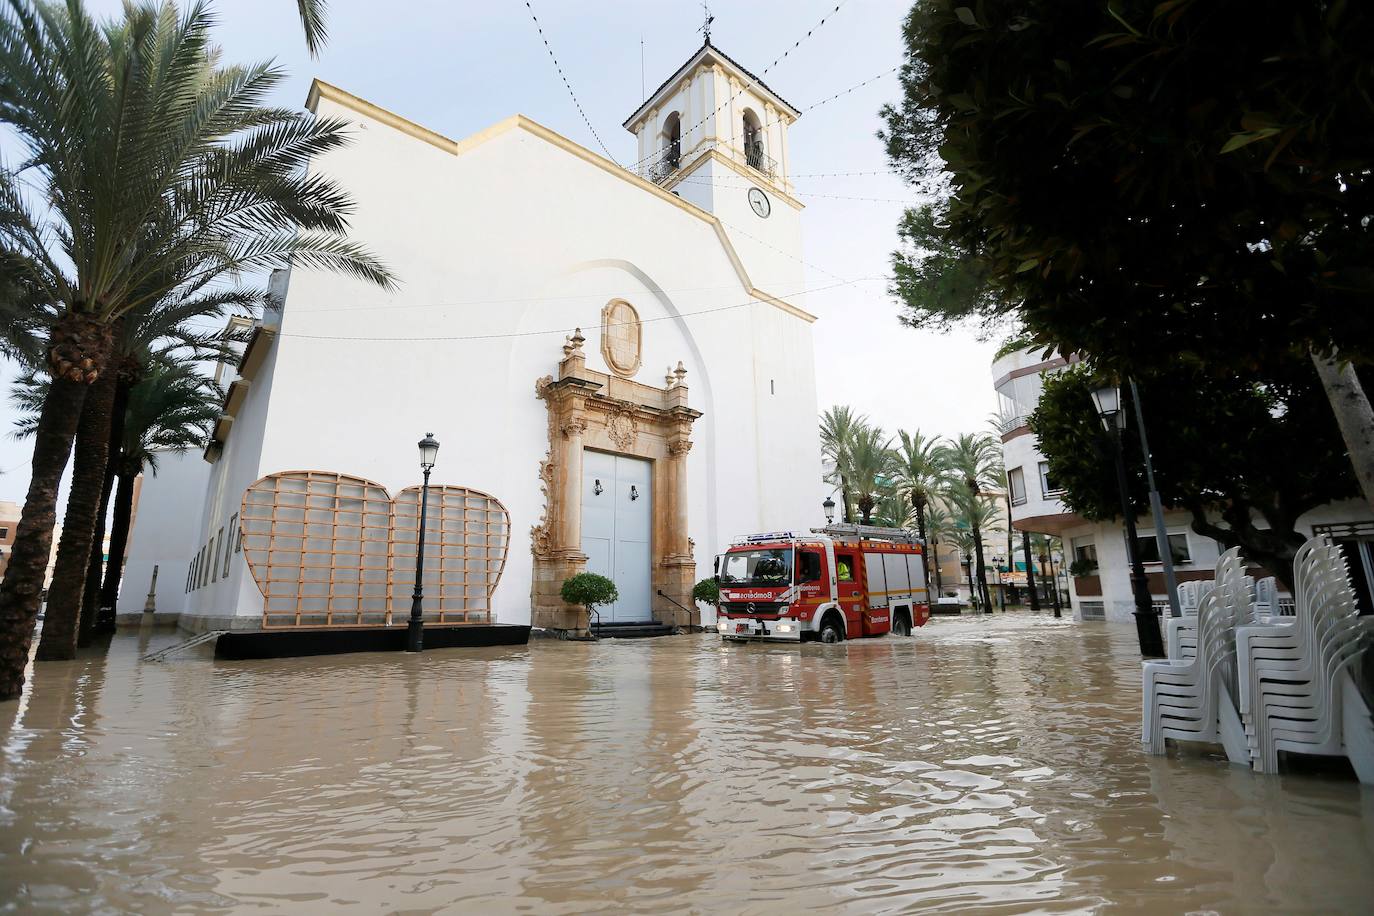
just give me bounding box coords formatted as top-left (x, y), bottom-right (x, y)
top-left (699, 3), bottom-right (714, 44)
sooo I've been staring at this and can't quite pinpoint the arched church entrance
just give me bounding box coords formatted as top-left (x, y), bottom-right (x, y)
top-left (531, 319), bottom-right (701, 635)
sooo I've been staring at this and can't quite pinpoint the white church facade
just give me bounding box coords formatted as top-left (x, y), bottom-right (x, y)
top-left (120, 43), bottom-right (824, 636)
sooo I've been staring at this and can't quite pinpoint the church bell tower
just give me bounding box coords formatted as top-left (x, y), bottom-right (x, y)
top-left (623, 36), bottom-right (805, 291)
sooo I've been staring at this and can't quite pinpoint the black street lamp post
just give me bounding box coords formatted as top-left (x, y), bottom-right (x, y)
top-left (406, 432), bottom-right (440, 653)
top-left (823, 496), bottom-right (836, 525)
top-left (1090, 386), bottom-right (1165, 657)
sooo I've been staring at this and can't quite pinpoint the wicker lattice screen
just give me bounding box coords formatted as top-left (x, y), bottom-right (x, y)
top-left (239, 471), bottom-right (509, 628)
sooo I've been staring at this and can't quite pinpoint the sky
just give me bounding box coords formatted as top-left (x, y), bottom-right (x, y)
top-left (0, 0), bottom-right (1002, 505)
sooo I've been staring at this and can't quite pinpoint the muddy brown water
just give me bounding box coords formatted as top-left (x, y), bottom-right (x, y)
top-left (1, 614), bottom-right (1371, 914)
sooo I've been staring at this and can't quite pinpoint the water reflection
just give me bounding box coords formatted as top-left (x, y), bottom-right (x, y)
top-left (1, 615), bottom-right (1370, 912)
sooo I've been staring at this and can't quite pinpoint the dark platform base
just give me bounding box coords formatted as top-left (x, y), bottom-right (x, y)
top-left (591, 620), bottom-right (675, 639)
top-left (214, 624), bottom-right (531, 660)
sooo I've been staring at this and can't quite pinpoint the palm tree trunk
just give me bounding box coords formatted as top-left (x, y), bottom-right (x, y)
top-left (1311, 349), bottom-right (1374, 513)
top-left (914, 500), bottom-right (937, 597)
top-left (91, 373), bottom-right (134, 636)
top-left (76, 447), bottom-right (116, 648)
top-left (840, 476), bottom-right (853, 524)
top-left (930, 544), bottom-right (943, 596)
top-left (1022, 530), bottom-right (1041, 612)
top-left (99, 466), bottom-right (139, 617)
top-left (972, 523), bottom-right (992, 613)
top-left (0, 316), bottom-right (112, 699)
top-left (37, 361), bottom-right (119, 661)
top-left (1047, 541), bottom-right (1063, 618)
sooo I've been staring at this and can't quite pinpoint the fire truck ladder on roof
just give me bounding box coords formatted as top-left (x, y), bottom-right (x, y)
top-left (810, 524), bottom-right (925, 545)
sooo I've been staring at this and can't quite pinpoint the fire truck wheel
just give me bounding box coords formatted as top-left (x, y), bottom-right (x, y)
top-left (819, 617), bottom-right (844, 644)
top-left (891, 611), bottom-right (912, 637)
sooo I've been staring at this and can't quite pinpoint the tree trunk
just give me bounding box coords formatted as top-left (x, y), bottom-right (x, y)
top-left (37, 359), bottom-right (119, 661)
top-left (1048, 542), bottom-right (1063, 618)
top-left (972, 523), bottom-right (992, 613)
top-left (76, 450), bottom-right (115, 648)
top-left (915, 499), bottom-right (940, 597)
top-left (1311, 349), bottom-right (1374, 514)
top-left (92, 373), bottom-right (133, 636)
top-left (1022, 530), bottom-right (1041, 613)
top-left (840, 476), bottom-right (853, 524)
top-left (0, 378), bottom-right (88, 697)
top-left (99, 467), bottom-right (139, 617)
top-left (78, 371), bottom-right (129, 646)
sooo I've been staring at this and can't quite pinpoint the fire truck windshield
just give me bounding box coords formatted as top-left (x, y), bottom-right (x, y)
top-left (720, 548), bottom-right (793, 586)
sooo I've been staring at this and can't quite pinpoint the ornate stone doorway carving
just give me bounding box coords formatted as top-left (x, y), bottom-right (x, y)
top-left (532, 330), bottom-right (701, 634)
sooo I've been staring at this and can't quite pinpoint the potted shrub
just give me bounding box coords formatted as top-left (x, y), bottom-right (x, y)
top-left (692, 577), bottom-right (720, 609)
top-left (561, 572), bottom-right (618, 633)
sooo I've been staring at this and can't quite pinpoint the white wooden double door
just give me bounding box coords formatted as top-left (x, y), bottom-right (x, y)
top-left (580, 450), bottom-right (653, 623)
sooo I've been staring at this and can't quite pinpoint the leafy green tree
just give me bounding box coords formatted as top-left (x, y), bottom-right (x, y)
top-left (1029, 364), bottom-right (1358, 589)
top-left (880, 0), bottom-right (1374, 509)
top-left (561, 573), bottom-right (618, 630)
top-left (0, 0), bottom-right (393, 698)
top-left (821, 405), bottom-right (867, 524)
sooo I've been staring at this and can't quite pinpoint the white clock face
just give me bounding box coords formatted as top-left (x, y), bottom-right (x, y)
top-left (748, 187), bottom-right (771, 219)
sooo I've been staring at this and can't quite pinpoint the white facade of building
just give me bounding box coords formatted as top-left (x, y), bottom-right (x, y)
top-left (129, 44), bottom-right (824, 632)
top-left (993, 348), bottom-right (1374, 622)
top-left (114, 449), bottom-right (210, 622)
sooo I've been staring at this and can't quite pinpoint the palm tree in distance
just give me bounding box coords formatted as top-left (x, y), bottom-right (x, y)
top-left (0, 1), bottom-right (393, 699)
top-left (892, 429), bottom-right (948, 556)
top-left (950, 490), bottom-right (1000, 613)
top-left (99, 360), bottom-right (222, 615)
top-left (820, 405), bottom-right (868, 524)
top-left (848, 425), bottom-right (895, 524)
top-left (922, 499), bottom-right (956, 599)
top-left (937, 433), bottom-right (1003, 613)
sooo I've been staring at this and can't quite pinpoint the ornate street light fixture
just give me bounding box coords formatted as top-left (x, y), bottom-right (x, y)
top-left (823, 496), bottom-right (836, 525)
top-left (406, 433), bottom-right (440, 653)
top-left (1091, 389), bottom-right (1164, 657)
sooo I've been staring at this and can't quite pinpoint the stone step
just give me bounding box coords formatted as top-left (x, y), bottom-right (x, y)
top-left (592, 621), bottom-right (674, 639)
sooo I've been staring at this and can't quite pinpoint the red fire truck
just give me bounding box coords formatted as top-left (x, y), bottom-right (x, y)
top-left (713, 524), bottom-right (931, 643)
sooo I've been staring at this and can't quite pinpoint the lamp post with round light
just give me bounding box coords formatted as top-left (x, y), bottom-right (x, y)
top-left (823, 496), bottom-right (836, 525)
top-left (1090, 386), bottom-right (1164, 657)
top-left (406, 433), bottom-right (440, 653)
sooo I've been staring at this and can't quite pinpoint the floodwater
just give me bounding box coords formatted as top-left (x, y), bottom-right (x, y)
top-left (1, 616), bottom-right (1371, 914)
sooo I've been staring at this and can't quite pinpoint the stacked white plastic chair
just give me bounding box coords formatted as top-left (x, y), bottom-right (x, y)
top-left (1235, 536), bottom-right (1374, 782)
top-left (1142, 548), bottom-right (1251, 763)
top-left (1166, 579), bottom-right (1215, 661)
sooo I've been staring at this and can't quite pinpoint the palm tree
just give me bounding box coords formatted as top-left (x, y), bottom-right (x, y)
top-left (949, 489), bottom-right (1000, 613)
top-left (937, 433), bottom-right (1002, 613)
top-left (296, 0), bottom-right (328, 55)
top-left (922, 499), bottom-right (955, 599)
top-left (820, 405), bottom-right (867, 524)
top-left (1032, 533), bottom-right (1063, 618)
top-left (98, 360), bottom-right (221, 617)
top-left (0, 1), bottom-right (393, 698)
top-left (891, 429), bottom-right (948, 556)
top-left (847, 425), bottom-right (894, 524)
top-left (946, 526), bottom-right (977, 609)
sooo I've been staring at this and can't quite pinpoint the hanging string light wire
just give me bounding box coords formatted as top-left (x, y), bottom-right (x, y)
top-left (521, 0), bottom-right (621, 165)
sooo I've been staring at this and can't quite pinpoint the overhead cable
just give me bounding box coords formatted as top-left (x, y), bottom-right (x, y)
top-left (521, 1), bottom-right (620, 164)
